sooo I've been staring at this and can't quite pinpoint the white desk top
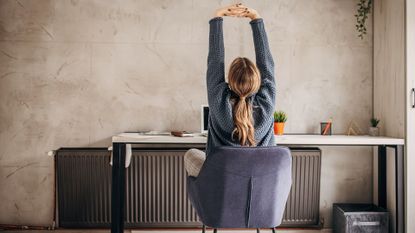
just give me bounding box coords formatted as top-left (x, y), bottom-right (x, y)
top-left (112, 133), bottom-right (404, 146)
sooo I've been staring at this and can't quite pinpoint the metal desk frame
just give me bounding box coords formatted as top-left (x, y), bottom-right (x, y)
top-left (110, 134), bottom-right (405, 233)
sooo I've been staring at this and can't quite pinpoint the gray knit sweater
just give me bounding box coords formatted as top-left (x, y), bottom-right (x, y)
top-left (206, 17), bottom-right (276, 156)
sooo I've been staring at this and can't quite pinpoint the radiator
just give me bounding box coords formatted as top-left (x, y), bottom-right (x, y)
top-left (55, 147), bottom-right (321, 228)
top-left (281, 148), bottom-right (321, 226)
top-left (55, 149), bottom-right (112, 227)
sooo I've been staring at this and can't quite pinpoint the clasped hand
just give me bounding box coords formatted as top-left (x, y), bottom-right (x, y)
top-left (215, 3), bottom-right (260, 20)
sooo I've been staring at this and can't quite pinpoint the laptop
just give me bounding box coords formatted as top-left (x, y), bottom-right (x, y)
top-left (201, 105), bottom-right (209, 136)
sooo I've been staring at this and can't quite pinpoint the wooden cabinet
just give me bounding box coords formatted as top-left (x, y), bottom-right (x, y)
top-left (374, 1), bottom-right (415, 232)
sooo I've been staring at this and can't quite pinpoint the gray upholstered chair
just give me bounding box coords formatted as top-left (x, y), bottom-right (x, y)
top-left (187, 146), bottom-right (292, 233)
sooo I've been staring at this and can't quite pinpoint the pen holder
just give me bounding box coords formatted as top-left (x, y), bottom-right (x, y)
top-left (320, 122), bottom-right (332, 135)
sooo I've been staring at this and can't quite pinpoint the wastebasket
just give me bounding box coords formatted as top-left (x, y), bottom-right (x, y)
top-left (333, 203), bottom-right (388, 233)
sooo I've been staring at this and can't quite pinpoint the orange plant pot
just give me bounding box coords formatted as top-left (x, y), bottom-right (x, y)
top-left (274, 122), bottom-right (285, 135)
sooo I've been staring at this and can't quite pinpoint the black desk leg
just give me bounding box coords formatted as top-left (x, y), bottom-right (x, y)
top-left (111, 143), bottom-right (126, 233)
top-left (378, 145), bottom-right (387, 209)
top-left (395, 145), bottom-right (404, 233)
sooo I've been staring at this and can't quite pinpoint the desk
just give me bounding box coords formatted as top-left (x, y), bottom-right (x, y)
top-left (110, 133), bottom-right (405, 233)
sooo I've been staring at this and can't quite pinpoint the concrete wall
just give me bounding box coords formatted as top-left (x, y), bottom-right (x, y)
top-left (0, 0), bottom-right (373, 227)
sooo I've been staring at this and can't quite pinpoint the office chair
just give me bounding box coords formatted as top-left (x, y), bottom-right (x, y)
top-left (187, 146), bottom-right (292, 233)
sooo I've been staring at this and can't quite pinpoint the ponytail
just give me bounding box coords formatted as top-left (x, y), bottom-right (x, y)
top-left (232, 96), bottom-right (256, 146)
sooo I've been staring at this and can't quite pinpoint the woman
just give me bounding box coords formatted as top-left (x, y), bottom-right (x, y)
top-left (185, 3), bottom-right (276, 177)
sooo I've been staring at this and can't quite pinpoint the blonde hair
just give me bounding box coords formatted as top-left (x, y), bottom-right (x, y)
top-left (228, 57), bottom-right (261, 146)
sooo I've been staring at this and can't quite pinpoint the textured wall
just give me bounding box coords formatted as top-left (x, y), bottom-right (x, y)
top-left (0, 0), bottom-right (373, 227)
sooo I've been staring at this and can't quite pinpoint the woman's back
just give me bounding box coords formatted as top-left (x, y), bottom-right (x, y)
top-left (184, 4), bottom-right (277, 178)
top-left (205, 16), bottom-right (276, 156)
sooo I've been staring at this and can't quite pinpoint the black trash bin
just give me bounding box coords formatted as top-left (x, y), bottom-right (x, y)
top-left (333, 203), bottom-right (389, 233)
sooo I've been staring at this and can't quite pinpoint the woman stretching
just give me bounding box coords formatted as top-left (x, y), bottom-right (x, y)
top-left (185, 4), bottom-right (276, 177)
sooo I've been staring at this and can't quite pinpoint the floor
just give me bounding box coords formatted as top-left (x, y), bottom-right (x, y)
top-left (1, 229), bottom-right (333, 233)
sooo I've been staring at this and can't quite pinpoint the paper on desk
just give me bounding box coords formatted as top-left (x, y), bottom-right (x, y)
top-left (140, 130), bottom-right (171, 136)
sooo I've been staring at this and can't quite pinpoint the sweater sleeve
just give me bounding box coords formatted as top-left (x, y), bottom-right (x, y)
top-left (206, 17), bottom-right (234, 132)
top-left (250, 18), bottom-right (276, 117)
top-left (206, 17), bottom-right (225, 97)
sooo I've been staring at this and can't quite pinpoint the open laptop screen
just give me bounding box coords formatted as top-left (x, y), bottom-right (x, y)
top-left (201, 105), bottom-right (209, 133)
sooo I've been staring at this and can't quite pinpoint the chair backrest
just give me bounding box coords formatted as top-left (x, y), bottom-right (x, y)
top-left (187, 146), bottom-right (292, 228)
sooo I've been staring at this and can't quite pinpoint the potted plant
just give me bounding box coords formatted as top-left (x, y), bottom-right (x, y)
top-left (274, 111), bottom-right (287, 135)
top-left (369, 118), bottom-right (380, 136)
top-left (355, 0), bottom-right (372, 39)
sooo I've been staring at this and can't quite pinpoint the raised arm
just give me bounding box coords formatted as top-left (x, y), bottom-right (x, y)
top-left (206, 17), bottom-right (225, 93)
top-left (237, 5), bottom-right (276, 123)
top-left (250, 18), bottom-right (276, 116)
top-left (250, 18), bottom-right (275, 89)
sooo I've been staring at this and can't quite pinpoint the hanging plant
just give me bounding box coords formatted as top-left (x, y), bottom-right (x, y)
top-left (355, 0), bottom-right (372, 39)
